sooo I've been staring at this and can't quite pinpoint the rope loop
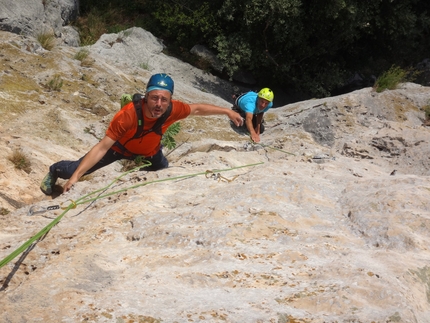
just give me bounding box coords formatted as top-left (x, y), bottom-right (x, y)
top-left (61, 199), bottom-right (77, 210)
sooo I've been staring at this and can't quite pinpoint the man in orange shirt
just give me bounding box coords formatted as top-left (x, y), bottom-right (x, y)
top-left (40, 73), bottom-right (243, 195)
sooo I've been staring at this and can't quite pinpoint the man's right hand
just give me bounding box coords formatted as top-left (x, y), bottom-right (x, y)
top-left (61, 136), bottom-right (116, 193)
top-left (63, 178), bottom-right (77, 193)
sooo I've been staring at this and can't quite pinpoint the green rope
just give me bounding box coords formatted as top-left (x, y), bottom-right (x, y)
top-left (262, 144), bottom-right (296, 156)
top-left (0, 203), bottom-right (75, 270)
top-left (253, 142), bottom-right (296, 156)
top-left (0, 161), bottom-right (263, 269)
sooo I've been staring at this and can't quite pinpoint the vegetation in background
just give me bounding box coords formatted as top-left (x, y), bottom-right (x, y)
top-left (139, 61), bottom-right (150, 70)
top-left (424, 104), bottom-right (430, 121)
top-left (36, 31), bottom-right (56, 50)
top-left (76, 0), bottom-right (430, 97)
top-left (8, 150), bottom-right (32, 174)
top-left (45, 74), bottom-right (64, 91)
top-left (373, 66), bottom-right (420, 93)
top-left (373, 66), bottom-right (408, 92)
top-left (75, 5), bottom-right (133, 46)
top-left (0, 207), bottom-right (10, 215)
top-left (74, 48), bottom-right (90, 61)
top-left (74, 49), bottom-right (94, 67)
top-left (121, 155), bottom-right (150, 172)
top-left (161, 122), bottom-right (181, 150)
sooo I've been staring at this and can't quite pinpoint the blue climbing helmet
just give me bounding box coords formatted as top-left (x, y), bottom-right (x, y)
top-left (146, 73), bottom-right (174, 95)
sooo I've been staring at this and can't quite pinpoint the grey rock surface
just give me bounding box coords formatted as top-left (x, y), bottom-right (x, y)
top-left (0, 28), bottom-right (430, 323)
top-left (0, 0), bottom-right (79, 46)
top-left (190, 44), bottom-right (224, 73)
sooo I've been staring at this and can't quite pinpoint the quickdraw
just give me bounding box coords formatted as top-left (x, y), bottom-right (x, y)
top-left (205, 170), bottom-right (239, 183)
top-left (2, 162), bottom-right (264, 270)
top-left (27, 200), bottom-right (77, 216)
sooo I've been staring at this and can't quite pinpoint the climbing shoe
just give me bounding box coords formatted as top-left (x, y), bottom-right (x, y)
top-left (40, 172), bottom-right (57, 195)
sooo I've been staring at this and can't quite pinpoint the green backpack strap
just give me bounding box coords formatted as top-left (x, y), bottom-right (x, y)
top-left (120, 93), bottom-right (133, 108)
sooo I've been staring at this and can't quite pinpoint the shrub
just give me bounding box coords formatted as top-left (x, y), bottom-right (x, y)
top-left (424, 104), bottom-right (430, 121)
top-left (80, 57), bottom-right (94, 68)
top-left (162, 122), bottom-right (181, 150)
top-left (74, 48), bottom-right (90, 61)
top-left (139, 61), bottom-right (150, 70)
top-left (373, 66), bottom-right (407, 93)
top-left (120, 156), bottom-right (150, 172)
top-left (36, 31), bottom-right (56, 50)
top-left (76, 6), bottom-right (129, 46)
top-left (8, 150), bottom-right (32, 174)
top-left (0, 207), bottom-right (10, 215)
top-left (76, 10), bottom-right (106, 46)
top-left (46, 74), bottom-right (63, 91)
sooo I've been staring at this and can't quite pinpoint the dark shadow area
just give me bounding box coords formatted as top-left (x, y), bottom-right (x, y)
top-left (51, 184), bottom-right (64, 199)
top-left (193, 75), bottom-right (236, 103)
top-left (229, 120), bottom-right (249, 137)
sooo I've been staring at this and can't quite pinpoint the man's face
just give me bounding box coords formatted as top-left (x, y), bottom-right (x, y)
top-left (257, 97), bottom-right (270, 110)
top-left (145, 90), bottom-right (172, 118)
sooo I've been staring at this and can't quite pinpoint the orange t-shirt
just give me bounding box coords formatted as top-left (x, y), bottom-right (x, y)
top-left (106, 99), bottom-right (191, 157)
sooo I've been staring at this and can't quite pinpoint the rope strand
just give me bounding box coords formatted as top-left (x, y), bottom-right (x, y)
top-left (0, 162), bottom-right (264, 269)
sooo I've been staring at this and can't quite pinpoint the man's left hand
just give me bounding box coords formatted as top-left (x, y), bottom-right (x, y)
top-left (229, 111), bottom-right (244, 127)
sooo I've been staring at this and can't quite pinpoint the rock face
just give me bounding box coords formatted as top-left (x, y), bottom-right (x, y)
top-left (0, 0), bottom-right (80, 46)
top-left (0, 28), bottom-right (430, 323)
top-left (190, 44), bottom-right (224, 73)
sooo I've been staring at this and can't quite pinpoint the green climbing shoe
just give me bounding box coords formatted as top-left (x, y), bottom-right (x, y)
top-left (40, 172), bottom-right (57, 195)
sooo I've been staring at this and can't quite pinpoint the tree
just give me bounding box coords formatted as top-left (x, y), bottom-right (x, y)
top-left (212, 0), bottom-right (430, 96)
top-left (79, 0), bottom-right (430, 97)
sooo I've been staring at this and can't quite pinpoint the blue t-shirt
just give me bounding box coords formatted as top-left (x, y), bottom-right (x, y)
top-left (237, 91), bottom-right (273, 114)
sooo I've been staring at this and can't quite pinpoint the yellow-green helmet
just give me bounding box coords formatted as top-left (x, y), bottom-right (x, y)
top-left (257, 88), bottom-right (274, 102)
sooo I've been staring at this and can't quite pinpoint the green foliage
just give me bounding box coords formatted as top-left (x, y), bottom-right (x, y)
top-left (0, 207), bottom-right (10, 215)
top-left (121, 155), bottom-right (152, 172)
top-left (36, 31), bottom-right (56, 50)
top-left (212, 33), bottom-right (253, 79)
top-left (77, 0), bottom-right (430, 97)
top-left (75, 9), bottom-right (106, 45)
top-left (76, 5), bottom-right (131, 45)
top-left (162, 122), bottom-right (181, 150)
top-left (74, 48), bottom-right (90, 61)
top-left (424, 104), bottom-right (430, 120)
top-left (373, 66), bottom-right (407, 92)
top-left (139, 61), bottom-right (150, 70)
top-left (8, 150), bottom-right (32, 174)
top-left (133, 156), bottom-right (149, 168)
top-left (79, 0), bottom-right (143, 15)
top-left (46, 74), bottom-right (63, 91)
top-left (144, 1), bottom-right (219, 48)
top-left (120, 155), bottom-right (148, 172)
